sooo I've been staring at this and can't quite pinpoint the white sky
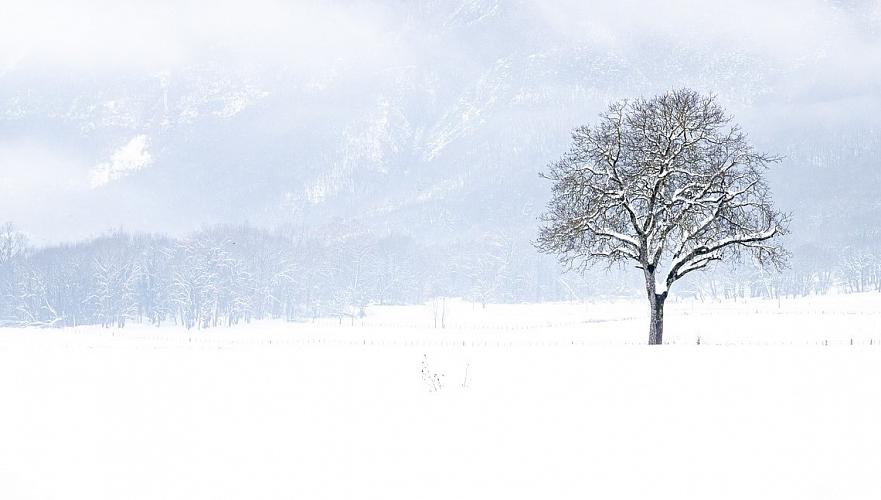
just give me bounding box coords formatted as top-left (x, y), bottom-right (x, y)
top-left (1, 0), bottom-right (875, 71)
top-left (0, 0), bottom-right (399, 74)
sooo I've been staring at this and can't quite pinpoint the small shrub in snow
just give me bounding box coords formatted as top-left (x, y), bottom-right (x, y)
top-left (421, 354), bottom-right (444, 392)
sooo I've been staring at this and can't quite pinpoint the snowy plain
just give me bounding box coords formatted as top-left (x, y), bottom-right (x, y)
top-left (2, 293), bottom-right (881, 500)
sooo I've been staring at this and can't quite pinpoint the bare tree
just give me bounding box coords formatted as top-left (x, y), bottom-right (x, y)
top-left (537, 89), bottom-right (789, 345)
top-left (0, 222), bottom-right (29, 266)
top-left (0, 222), bottom-right (29, 323)
top-left (90, 257), bottom-right (138, 328)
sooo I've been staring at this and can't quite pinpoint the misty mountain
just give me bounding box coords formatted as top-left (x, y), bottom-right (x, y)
top-left (1, 0), bottom-right (879, 250)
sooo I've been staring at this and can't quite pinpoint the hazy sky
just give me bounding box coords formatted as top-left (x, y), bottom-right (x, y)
top-left (1, 0), bottom-right (879, 243)
top-left (1, 1), bottom-right (875, 71)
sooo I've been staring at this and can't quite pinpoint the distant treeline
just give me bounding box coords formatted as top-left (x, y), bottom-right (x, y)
top-left (0, 222), bottom-right (878, 328)
top-left (0, 222), bottom-right (570, 328)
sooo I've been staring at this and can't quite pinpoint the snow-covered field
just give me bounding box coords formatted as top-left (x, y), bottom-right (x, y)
top-left (2, 293), bottom-right (881, 500)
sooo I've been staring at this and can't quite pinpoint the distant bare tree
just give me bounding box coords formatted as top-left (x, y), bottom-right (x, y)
top-left (0, 222), bottom-right (29, 323)
top-left (537, 89), bottom-right (789, 344)
top-left (0, 222), bottom-right (28, 265)
top-left (331, 242), bottom-right (374, 324)
top-left (838, 247), bottom-right (877, 293)
top-left (90, 257), bottom-right (138, 328)
top-left (465, 233), bottom-right (517, 308)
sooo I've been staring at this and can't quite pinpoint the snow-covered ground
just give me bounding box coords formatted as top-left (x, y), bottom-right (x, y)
top-left (2, 293), bottom-right (881, 499)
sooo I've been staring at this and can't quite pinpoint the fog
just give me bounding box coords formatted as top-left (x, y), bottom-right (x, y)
top-left (1, 0), bottom-right (878, 241)
top-left (0, 1), bottom-right (879, 321)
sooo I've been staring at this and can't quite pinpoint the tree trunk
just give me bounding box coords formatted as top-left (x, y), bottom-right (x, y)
top-left (643, 268), bottom-right (667, 345)
top-left (648, 293), bottom-right (666, 345)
